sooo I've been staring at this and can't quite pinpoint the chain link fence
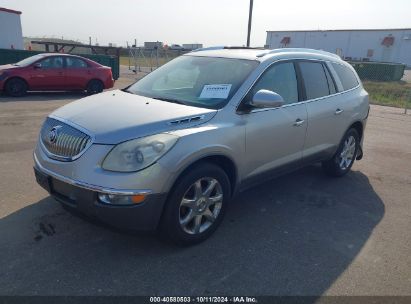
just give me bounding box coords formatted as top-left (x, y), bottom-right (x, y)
top-left (123, 48), bottom-right (189, 74)
top-left (349, 62), bottom-right (410, 113)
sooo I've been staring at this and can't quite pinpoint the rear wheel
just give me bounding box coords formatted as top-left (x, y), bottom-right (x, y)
top-left (86, 79), bottom-right (104, 95)
top-left (322, 128), bottom-right (359, 177)
top-left (5, 78), bottom-right (27, 97)
top-left (159, 163), bottom-right (231, 246)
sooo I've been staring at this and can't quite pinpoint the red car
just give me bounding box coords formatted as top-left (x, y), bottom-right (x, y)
top-left (0, 53), bottom-right (114, 97)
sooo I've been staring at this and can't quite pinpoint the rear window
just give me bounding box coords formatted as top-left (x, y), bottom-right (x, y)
top-left (66, 57), bottom-right (88, 68)
top-left (299, 61), bottom-right (330, 100)
top-left (332, 63), bottom-right (359, 91)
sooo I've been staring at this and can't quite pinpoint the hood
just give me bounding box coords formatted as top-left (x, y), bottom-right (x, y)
top-left (0, 64), bottom-right (20, 71)
top-left (51, 90), bottom-right (217, 144)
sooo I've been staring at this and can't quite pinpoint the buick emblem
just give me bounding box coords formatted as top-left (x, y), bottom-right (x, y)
top-left (48, 126), bottom-right (62, 144)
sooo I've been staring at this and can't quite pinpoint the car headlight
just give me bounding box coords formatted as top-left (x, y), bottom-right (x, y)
top-left (102, 133), bottom-right (179, 172)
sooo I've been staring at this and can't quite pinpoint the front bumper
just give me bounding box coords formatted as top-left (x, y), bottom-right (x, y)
top-left (34, 153), bottom-right (168, 232)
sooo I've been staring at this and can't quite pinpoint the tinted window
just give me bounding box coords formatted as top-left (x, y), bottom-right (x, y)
top-left (66, 57), bottom-right (88, 68)
top-left (332, 63), bottom-right (359, 91)
top-left (40, 57), bottom-right (64, 69)
top-left (299, 61), bottom-right (330, 100)
top-left (247, 62), bottom-right (298, 105)
top-left (324, 64), bottom-right (337, 94)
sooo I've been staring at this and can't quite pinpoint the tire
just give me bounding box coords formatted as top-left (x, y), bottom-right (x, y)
top-left (5, 78), bottom-right (27, 97)
top-left (86, 80), bottom-right (104, 95)
top-left (159, 162), bottom-right (231, 246)
top-left (322, 128), bottom-right (359, 177)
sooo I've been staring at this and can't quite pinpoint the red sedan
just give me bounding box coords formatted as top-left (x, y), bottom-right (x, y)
top-left (0, 53), bottom-right (114, 97)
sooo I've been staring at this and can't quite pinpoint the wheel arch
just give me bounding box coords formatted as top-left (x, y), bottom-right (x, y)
top-left (5, 76), bottom-right (30, 90)
top-left (87, 78), bottom-right (105, 89)
top-left (349, 121), bottom-right (364, 141)
top-left (169, 153), bottom-right (239, 198)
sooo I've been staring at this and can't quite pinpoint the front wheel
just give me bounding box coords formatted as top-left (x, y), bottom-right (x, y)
top-left (5, 78), bottom-right (27, 97)
top-left (159, 163), bottom-right (231, 246)
top-left (322, 128), bottom-right (359, 177)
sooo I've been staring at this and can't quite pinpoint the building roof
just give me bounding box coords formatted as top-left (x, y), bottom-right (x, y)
top-left (0, 7), bottom-right (22, 15)
top-left (267, 28), bottom-right (411, 33)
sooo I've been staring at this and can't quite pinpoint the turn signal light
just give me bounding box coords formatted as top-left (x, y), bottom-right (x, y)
top-left (98, 193), bottom-right (146, 205)
top-left (131, 194), bottom-right (146, 204)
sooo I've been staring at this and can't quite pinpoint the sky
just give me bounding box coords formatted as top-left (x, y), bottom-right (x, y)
top-left (1, 0), bottom-right (410, 47)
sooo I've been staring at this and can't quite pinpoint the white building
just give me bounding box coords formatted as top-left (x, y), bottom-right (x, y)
top-left (266, 29), bottom-right (411, 66)
top-left (0, 7), bottom-right (23, 50)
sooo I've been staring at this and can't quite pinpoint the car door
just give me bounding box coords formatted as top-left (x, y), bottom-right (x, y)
top-left (239, 61), bottom-right (308, 183)
top-left (29, 56), bottom-right (66, 90)
top-left (65, 57), bottom-right (91, 89)
top-left (298, 60), bottom-right (347, 163)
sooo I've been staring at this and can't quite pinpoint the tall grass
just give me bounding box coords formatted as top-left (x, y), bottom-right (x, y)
top-left (363, 81), bottom-right (411, 108)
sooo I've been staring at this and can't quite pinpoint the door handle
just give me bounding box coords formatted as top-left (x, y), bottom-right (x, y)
top-left (294, 118), bottom-right (305, 127)
top-left (335, 108), bottom-right (344, 115)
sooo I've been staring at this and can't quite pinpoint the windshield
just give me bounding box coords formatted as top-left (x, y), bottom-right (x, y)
top-left (126, 55), bottom-right (259, 109)
top-left (15, 54), bottom-right (46, 67)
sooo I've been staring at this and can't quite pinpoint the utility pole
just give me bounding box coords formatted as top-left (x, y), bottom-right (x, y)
top-left (246, 0), bottom-right (254, 47)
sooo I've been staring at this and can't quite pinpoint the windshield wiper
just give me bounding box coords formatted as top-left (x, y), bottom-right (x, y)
top-left (152, 97), bottom-right (186, 105)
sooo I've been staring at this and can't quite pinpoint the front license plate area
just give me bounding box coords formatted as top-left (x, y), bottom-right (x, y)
top-left (34, 167), bottom-right (51, 193)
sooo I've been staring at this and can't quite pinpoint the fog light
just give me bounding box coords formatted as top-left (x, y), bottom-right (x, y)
top-left (98, 193), bottom-right (146, 205)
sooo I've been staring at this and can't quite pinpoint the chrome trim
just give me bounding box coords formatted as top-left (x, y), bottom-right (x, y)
top-left (34, 153), bottom-right (152, 196)
top-left (248, 85), bottom-right (361, 114)
top-left (236, 57), bottom-right (361, 114)
top-left (40, 115), bottom-right (95, 162)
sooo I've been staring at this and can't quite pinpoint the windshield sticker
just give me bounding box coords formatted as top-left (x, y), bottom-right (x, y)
top-left (199, 84), bottom-right (232, 99)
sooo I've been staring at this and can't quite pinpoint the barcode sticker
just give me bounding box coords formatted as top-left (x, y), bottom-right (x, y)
top-left (199, 84), bottom-right (232, 99)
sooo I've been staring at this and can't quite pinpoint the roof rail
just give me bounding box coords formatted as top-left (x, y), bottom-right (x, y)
top-left (191, 46), bottom-right (267, 53)
top-left (223, 46), bottom-right (267, 50)
top-left (190, 46), bottom-right (225, 52)
top-left (257, 48), bottom-right (341, 59)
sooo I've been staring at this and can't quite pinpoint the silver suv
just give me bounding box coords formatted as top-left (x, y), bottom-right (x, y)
top-left (34, 47), bottom-right (369, 245)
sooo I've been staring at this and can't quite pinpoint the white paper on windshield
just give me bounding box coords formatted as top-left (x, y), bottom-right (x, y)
top-left (199, 84), bottom-right (232, 99)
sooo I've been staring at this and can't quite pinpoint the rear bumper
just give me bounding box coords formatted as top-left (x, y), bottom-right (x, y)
top-left (105, 78), bottom-right (115, 89)
top-left (34, 164), bottom-right (168, 232)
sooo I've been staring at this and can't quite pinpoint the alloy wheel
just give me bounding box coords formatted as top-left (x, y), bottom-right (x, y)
top-left (179, 177), bottom-right (223, 235)
top-left (338, 135), bottom-right (356, 170)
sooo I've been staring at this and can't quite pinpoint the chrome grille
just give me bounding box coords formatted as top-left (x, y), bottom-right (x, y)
top-left (40, 117), bottom-right (92, 161)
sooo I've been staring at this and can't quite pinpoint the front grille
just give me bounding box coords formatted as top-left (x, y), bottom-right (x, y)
top-left (40, 117), bottom-right (92, 161)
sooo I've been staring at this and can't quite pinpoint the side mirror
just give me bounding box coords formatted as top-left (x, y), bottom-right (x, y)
top-left (249, 89), bottom-right (284, 109)
top-left (33, 63), bottom-right (42, 69)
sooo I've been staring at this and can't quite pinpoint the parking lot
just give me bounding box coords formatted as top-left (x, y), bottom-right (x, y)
top-left (0, 69), bottom-right (410, 296)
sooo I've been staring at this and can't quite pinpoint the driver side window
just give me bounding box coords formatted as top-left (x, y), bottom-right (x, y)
top-left (246, 62), bottom-right (298, 105)
top-left (39, 57), bottom-right (64, 69)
